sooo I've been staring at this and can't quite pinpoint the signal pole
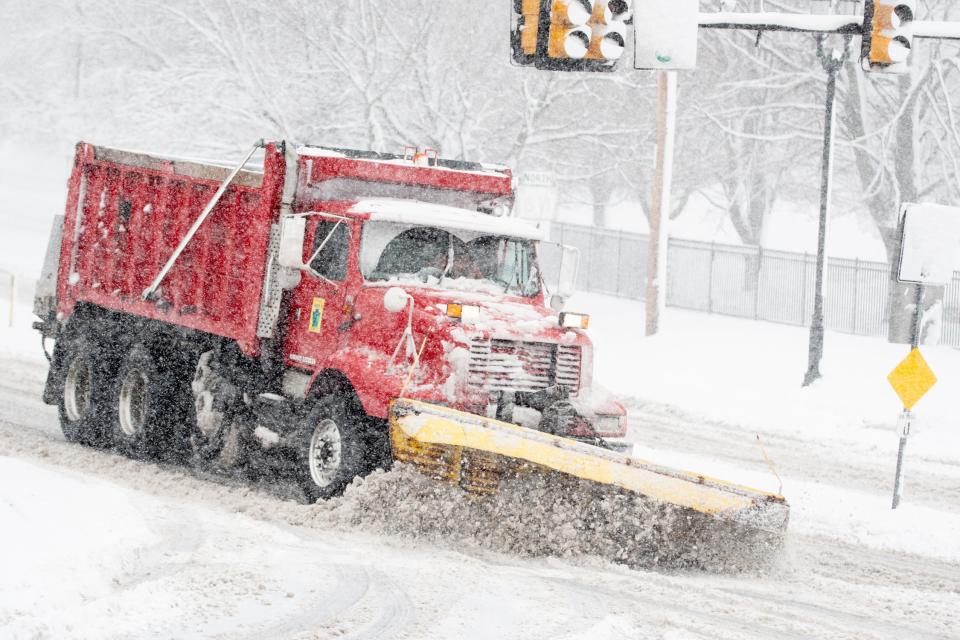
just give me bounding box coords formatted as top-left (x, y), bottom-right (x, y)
top-left (645, 70), bottom-right (677, 336)
top-left (803, 34), bottom-right (852, 386)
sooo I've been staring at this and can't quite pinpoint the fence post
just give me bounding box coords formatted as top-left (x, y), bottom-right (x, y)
top-left (801, 253), bottom-right (809, 325)
top-left (754, 246), bottom-right (763, 320)
top-left (708, 242), bottom-right (716, 313)
top-left (581, 226), bottom-right (593, 292)
top-left (616, 229), bottom-right (624, 297)
top-left (852, 257), bottom-right (860, 334)
top-left (7, 273), bottom-right (14, 328)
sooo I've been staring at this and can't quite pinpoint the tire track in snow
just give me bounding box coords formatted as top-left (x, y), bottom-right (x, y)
top-left (235, 564), bottom-right (371, 640)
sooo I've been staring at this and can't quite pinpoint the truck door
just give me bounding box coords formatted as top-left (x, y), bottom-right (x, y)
top-left (284, 215), bottom-right (354, 369)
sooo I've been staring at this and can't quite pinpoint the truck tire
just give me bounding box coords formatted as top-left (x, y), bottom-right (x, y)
top-left (57, 335), bottom-right (114, 446)
top-left (296, 395), bottom-right (367, 502)
top-left (111, 343), bottom-right (191, 460)
top-left (188, 351), bottom-right (237, 462)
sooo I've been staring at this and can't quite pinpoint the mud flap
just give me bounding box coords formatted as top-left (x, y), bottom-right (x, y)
top-left (389, 399), bottom-right (789, 536)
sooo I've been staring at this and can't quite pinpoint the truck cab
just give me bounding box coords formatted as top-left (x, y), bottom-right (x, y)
top-left (279, 196), bottom-right (625, 431)
top-left (275, 147), bottom-right (627, 444)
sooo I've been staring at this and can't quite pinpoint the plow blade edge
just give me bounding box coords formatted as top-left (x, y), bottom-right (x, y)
top-left (389, 399), bottom-right (789, 535)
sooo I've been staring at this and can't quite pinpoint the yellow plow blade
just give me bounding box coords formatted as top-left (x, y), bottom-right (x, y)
top-left (389, 399), bottom-right (789, 534)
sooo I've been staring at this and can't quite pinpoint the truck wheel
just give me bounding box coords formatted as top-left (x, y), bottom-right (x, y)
top-left (297, 396), bottom-right (367, 502)
top-left (188, 351), bottom-right (237, 462)
top-left (58, 335), bottom-right (113, 446)
top-left (111, 343), bottom-right (190, 460)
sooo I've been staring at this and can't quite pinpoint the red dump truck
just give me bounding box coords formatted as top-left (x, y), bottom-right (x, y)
top-left (34, 140), bottom-right (628, 500)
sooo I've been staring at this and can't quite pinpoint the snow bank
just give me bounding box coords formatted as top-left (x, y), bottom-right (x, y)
top-left (574, 292), bottom-right (960, 457)
top-left (0, 456), bottom-right (158, 632)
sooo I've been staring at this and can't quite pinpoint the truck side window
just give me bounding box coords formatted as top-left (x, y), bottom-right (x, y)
top-left (310, 220), bottom-right (349, 281)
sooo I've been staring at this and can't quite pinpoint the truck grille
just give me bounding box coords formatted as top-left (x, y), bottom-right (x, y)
top-left (468, 339), bottom-right (581, 395)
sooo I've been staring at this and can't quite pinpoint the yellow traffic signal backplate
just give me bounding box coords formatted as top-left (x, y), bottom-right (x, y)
top-left (887, 348), bottom-right (937, 410)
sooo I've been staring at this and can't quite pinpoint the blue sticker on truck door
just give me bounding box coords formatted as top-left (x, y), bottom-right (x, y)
top-left (309, 297), bottom-right (325, 333)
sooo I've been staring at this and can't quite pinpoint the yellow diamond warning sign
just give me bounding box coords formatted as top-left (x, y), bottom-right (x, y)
top-left (887, 348), bottom-right (937, 410)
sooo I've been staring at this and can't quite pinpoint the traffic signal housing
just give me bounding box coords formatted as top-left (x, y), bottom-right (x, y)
top-left (861, 1), bottom-right (916, 73)
top-left (511, 1), bottom-right (633, 72)
top-left (511, 0), bottom-right (542, 67)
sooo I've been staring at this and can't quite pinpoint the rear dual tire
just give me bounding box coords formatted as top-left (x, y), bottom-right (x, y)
top-left (57, 335), bottom-right (115, 447)
top-left (111, 343), bottom-right (193, 460)
top-left (56, 328), bottom-right (384, 501)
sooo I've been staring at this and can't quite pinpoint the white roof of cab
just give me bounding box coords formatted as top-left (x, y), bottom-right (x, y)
top-left (350, 198), bottom-right (547, 241)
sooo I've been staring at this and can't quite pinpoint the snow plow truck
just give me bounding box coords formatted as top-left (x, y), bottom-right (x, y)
top-left (33, 140), bottom-right (787, 538)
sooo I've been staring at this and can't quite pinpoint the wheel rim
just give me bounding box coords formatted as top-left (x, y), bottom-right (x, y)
top-left (64, 355), bottom-right (92, 422)
top-left (308, 419), bottom-right (343, 488)
top-left (119, 369), bottom-right (148, 437)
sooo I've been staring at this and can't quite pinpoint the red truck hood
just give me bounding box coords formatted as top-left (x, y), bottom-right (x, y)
top-left (372, 283), bottom-right (579, 343)
top-left (347, 283), bottom-right (625, 436)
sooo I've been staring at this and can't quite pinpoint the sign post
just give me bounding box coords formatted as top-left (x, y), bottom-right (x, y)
top-left (886, 346), bottom-right (936, 508)
top-left (884, 202), bottom-right (960, 508)
top-left (645, 70), bottom-right (677, 336)
top-left (891, 410), bottom-right (911, 509)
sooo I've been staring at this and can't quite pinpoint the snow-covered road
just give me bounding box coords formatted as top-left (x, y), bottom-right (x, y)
top-left (1, 330), bottom-right (959, 639)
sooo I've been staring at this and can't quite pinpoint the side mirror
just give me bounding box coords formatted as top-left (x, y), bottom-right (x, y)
top-left (540, 241), bottom-right (580, 307)
top-left (557, 244), bottom-right (580, 299)
top-left (278, 215), bottom-right (307, 269)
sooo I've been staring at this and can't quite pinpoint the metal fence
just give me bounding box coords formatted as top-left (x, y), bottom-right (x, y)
top-left (549, 222), bottom-right (960, 346)
top-left (0, 270), bottom-right (17, 328)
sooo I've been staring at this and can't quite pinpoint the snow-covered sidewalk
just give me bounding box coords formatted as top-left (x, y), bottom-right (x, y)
top-left (576, 292), bottom-right (960, 454)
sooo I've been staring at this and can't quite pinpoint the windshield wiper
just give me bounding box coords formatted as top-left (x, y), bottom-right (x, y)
top-left (503, 243), bottom-right (522, 293)
top-left (439, 232), bottom-right (454, 286)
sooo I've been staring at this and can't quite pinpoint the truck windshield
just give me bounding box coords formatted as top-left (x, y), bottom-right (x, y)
top-left (361, 222), bottom-right (540, 297)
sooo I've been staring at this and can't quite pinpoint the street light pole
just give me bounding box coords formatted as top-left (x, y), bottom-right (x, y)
top-left (803, 34), bottom-right (852, 387)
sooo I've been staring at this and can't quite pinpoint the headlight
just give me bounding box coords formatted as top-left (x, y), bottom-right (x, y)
top-left (559, 312), bottom-right (590, 329)
top-left (595, 415), bottom-right (625, 434)
top-left (439, 303), bottom-right (481, 323)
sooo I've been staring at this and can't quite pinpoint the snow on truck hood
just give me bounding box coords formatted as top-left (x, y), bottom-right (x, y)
top-left (350, 198), bottom-right (547, 241)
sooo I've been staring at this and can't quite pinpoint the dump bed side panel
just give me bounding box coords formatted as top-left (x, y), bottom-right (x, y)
top-left (56, 142), bottom-right (286, 354)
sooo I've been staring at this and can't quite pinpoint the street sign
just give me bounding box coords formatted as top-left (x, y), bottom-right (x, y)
top-left (897, 203), bottom-right (960, 286)
top-left (887, 348), bottom-right (937, 410)
top-left (633, 0), bottom-right (699, 70)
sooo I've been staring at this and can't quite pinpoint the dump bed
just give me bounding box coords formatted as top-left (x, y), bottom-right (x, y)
top-left (56, 142), bottom-right (287, 354)
top-left (293, 146), bottom-right (514, 212)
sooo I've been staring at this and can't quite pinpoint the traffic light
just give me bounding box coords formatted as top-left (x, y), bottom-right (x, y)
top-left (861, 1), bottom-right (916, 73)
top-left (511, 0), bottom-right (542, 66)
top-left (511, 1), bottom-right (633, 72)
top-left (633, 0), bottom-right (699, 70)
